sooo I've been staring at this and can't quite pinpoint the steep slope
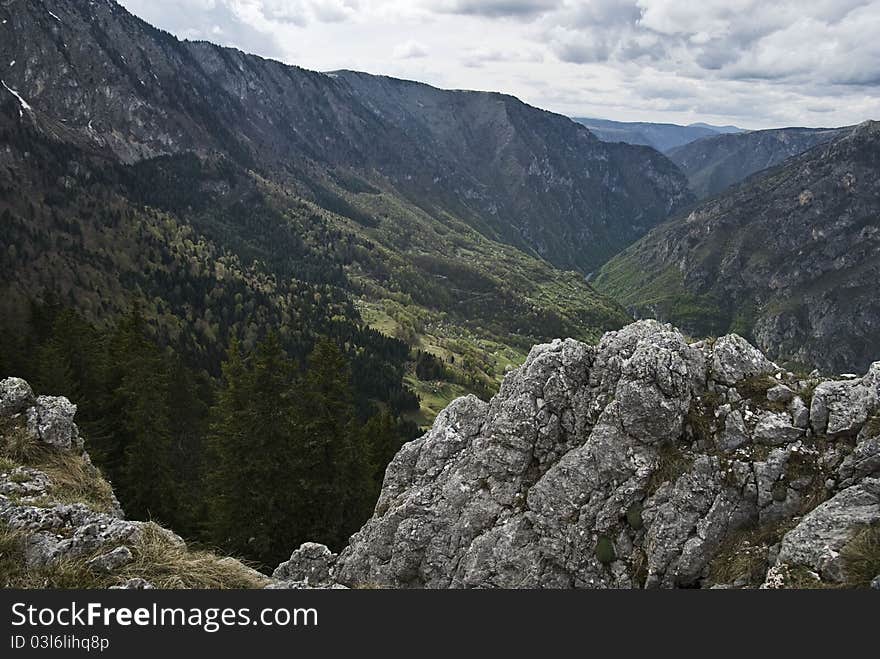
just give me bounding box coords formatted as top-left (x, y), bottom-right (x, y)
top-left (0, 0), bottom-right (692, 273)
top-left (277, 321), bottom-right (880, 589)
top-left (574, 117), bottom-right (741, 152)
top-left (669, 126), bottom-right (851, 199)
top-left (332, 73), bottom-right (694, 269)
top-left (594, 122), bottom-right (880, 374)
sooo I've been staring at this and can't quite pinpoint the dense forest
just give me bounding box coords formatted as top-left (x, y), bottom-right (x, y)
top-left (0, 303), bottom-right (415, 567)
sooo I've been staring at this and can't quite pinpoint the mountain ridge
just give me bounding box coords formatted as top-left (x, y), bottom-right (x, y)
top-left (3, 0), bottom-right (686, 426)
top-left (594, 121), bottom-right (880, 374)
top-left (573, 116), bottom-right (743, 153)
top-left (668, 126), bottom-right (852, 199)
top-left (0, 0), bottom-right (693, 273)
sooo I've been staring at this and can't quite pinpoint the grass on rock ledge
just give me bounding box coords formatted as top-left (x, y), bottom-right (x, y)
top-left (0, 418), bottom-right (269, 589)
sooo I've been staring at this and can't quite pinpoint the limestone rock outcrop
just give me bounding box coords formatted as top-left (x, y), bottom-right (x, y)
top-left (279, 321), bottom-right (880, 589)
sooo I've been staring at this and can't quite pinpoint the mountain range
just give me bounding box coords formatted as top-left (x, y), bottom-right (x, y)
top-left (0, 0), bottom-right (692, 274)
top-left (2, 0), bottom-right (876, 395)
top-left (1, 0), bottom-right (879, 592)
top-left (0, 0), bottom-right (697, 422)
top-left (573, 117), bottom-right (743, 153)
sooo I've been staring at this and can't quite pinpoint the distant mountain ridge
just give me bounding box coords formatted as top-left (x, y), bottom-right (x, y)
top-left (573, 117), bottom-right (743, 153)
top-left (668, 126), bottom-right (852, 199)
top-left (594, 121), bottom-right (880, 374)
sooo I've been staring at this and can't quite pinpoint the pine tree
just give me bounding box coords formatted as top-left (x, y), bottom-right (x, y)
top-left (107, 310), bottom-right (179, 527)
top-left (295, 339), bottom-right (360, 548)
top-left (361, 409), bottom-right (400, 491)
top-left (206, 334), bottom-right (303, 564)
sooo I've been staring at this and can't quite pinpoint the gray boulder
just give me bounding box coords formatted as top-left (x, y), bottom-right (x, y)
top-left (837, 434), bottom-right (880, 488)
top-left (110, 578), bottom-right (155, 590)
top-left (710, 334), bottom-right (776, 385)
top-left (752, 411), bottom-right (804, 446)
top-left (87, 546), bottom-right (134, 574)
top-left (773, 478), bottom-right (880, 583)
top-left (272, 543), bottom-right (338, 587)
top-left (0, 377), bottom-right (35, 416)
top-left (810, 364), bottom-right (880, 436)
top-left (26, 396), bottom-right (81, 450)
top-left (767, 385), bottom-right (795, 404)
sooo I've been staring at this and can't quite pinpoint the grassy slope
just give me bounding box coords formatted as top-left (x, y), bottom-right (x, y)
top-left (261, 172), bottom-right (631, 426)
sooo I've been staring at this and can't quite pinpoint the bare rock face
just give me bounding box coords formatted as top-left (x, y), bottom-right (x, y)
top-left (87, 546), bottom-right (134, 574)
top-left (771, 478), bottom-right (880, 583)
top-left (709, 334), bottom-right (776, 386)
top-left (595, 122), bottom-right (880, 375)
top-left (289, 321), bottom-right (880, 589)
top-left (810, 364), bottom-right (880, 437)
top-left (272, 543), bottom-right (338, 588)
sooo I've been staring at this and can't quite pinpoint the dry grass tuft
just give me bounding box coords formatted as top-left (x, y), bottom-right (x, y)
top-left (841, 524), bottom-right (880, 589)
top-left (0, 417), bottom-right (116, 513)
top-left (118, 523), bottom-right (270, 589)
top-left (0, 522), bottom-right (270, 589)
top-left (707, 521), bottom-right (796, 588)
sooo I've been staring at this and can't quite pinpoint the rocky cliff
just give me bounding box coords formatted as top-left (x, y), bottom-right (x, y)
top-left (595, 121), bottom-right (880, 374)
top-left (279, 321), bottom-right (880, 589)
top-left (0, 377), bottom-right (270, 589)
top-left (4, 321), bottom-right (880, 589)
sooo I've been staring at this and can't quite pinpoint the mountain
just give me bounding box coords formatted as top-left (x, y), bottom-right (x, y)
top-left (276, 321), bottom-right (880, 589)
top-left (0, 0), bottom-right (693, 431)
top-left (0, 0), bottom-right (692, 274)
top-left (574, 117), bottom-right (743, 153)
top-left (669, 126), bottom-right (851, 199)
top-left (689, 122), bottom-right (743, 133)
top-left (594, 122), bottom-right (880, 374)
top-left (325, 71), bottom-right (694, 270)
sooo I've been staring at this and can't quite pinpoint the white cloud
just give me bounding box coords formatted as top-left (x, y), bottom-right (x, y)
top-left (116, 0), bottom-right (880, 128)
top-left (393, 40), bottom-right (429, 59)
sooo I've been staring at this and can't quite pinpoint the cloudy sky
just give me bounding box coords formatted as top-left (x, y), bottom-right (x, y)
top-left (117, 0), bottom-right (880, 129)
